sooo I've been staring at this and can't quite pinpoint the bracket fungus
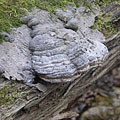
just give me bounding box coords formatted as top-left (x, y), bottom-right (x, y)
top-left (27, 7), bottom-right (109, 83)
top-left (0, 6), bottom-right (109, 84)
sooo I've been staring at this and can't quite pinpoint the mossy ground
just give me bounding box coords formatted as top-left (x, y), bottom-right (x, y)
top-left (0, 82), bottom-right (27, 107)
top-left (92, 0), bottom-right (120, 38)
top-left (0, 0), bottom-right (119, 43)
top-left (0, 86), bottom-right (18, 106)
top-left (0, 0), bottom-right (101, 43)
top-left (0, 0), bottom-right (76, 43)
top-left (93, 95), bottom-right (113, 106)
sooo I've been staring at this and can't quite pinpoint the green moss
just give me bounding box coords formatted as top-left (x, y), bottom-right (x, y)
top-left (0, 0), bottom-right (97, 43)
top-left (0, 0), bottom-right (72, 42)
top-left (92, 0), bottom-right (120, 38)
top-left (95, 0), bottom-right (115, 8)
top-left (0, 87), bottom-right (15, 106)
top-left (0, 84), bottom-right (27, 107)
top-left (0, 0), bottom-right (33, 42)
top-left (92, 14), bottom-right (118, 38)
top-left (93, 95), bottom-right (113, 106)
top-left (0, 0), bottom-right (118, 42)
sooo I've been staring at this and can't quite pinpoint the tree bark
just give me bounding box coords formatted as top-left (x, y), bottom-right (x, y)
top-left (0, 2), bottom-right (120, 119)
top-left (0, 31), bottom-right (118, 120)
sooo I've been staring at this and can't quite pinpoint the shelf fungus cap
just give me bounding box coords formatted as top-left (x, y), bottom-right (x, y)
top-left (29, 28), bottom-right (109, 83)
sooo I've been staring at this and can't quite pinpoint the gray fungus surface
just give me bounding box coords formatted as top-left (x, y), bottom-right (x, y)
top-left (0, 6), bottom-right (109, 83)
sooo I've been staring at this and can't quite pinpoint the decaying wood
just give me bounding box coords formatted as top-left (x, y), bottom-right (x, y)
top-left (0, 4), bottom-right (120, 120)
top-left (0, 32), bottom-right (118, 120)
top-left (49, 111), bottom-right (79, 120)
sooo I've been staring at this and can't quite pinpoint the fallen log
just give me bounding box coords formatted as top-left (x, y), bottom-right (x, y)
top-left (0, 4), bottom-right (120, 120)
top-left (16, 32), bottom-right (120, 120)
top-left (0, 31), bottom-right (118, 120)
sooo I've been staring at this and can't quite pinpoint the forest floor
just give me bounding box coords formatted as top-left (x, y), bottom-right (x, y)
top-left (63, 65), bottom-right (120, 120)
